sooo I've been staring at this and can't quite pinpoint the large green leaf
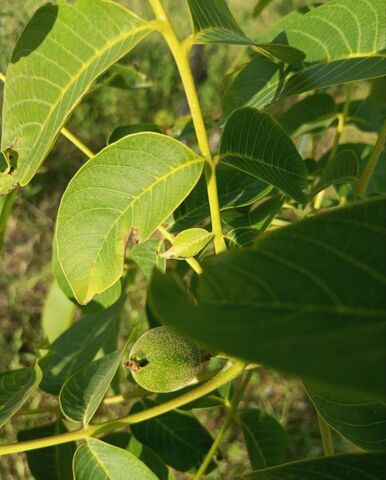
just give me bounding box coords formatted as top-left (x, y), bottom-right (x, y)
top-left (223, 0), bottom-right (386, 112)
top-left (130, 399), bottom-right (214, 472)
top-left (172, 165), bottom-right (270, 232)
top-left (244, 453), bottom-right (386, 479)
top-left (59, 347), bottom-right (124, 426)
top-left (18, 421), bottom-right (76, 480)
top-left (55, 133), bottom-right (203, 304)
top-left (42, 280), bottom-right (76, 343)
top-left (0, 364), bottom-right (42, 428)
top-left (185, 0), bottom-right (305, 62)
top-left (220, 108), bottom-right (308, 203)
top-left (149, 198), bottom-right (386, 396)
top-left (0, 0), bottom-right (155, 193)
top-left (73, 438), bottom-right (157, 480)
top-left (39, 298), bottom-right (124, 395)
top-left (240, 409), bottom-right (288, 470)
top-left (305, 380), bottom-right (386, 451)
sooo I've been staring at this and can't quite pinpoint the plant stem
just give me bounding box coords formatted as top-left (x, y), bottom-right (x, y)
top-left (157, 224), bottom-right (203, 274)
top-left (318, 414), bottom-right (335, 456)
top-left (61, 127), bottom-right (94, 159)
top-left (0, 361), bottom-right (245, 456)
top-left (149, 0), bottom-right (226, 254)
top-left (193, 369), bottom-right (251, 480)
top-left (356, 120), bottom-right (386, 198)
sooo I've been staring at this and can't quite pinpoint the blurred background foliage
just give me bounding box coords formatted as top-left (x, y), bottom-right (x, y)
top-left (0, 1), bottom-right (371, 478)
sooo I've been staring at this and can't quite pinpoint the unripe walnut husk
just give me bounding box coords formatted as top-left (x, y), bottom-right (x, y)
top-left (124, 326), bottom-right (201, 393)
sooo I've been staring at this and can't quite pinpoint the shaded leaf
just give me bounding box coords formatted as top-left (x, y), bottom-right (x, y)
top-left (109, 124), bottom-right (161, 144)
top-left (55, 133), bottom-right (203, 304)
top-left (240, 409), bottom-right (288, 470)
top-left (60, 347), bottom-right (125, 426)
top-left (253, 0), bottom-right (275, 18)
top-left (277, 93), bottom-right (336, 137)
top-left (40, 298), bottom-right (124, 395)
top-left (0, 0), bottom-right (155, 191)
top-left (244, 453), bottom-right (386, 479)
top-left (131, 239), bottom-right (166, 279)
top-left (18, 421), bottom-right (76, 480)
top-left (172, 165), bottom-right (270, 232)
top-left (94, 63), bottom-right (152, 92)
top-left (313, 149), bottom-right (359, 195)
top-left (149, 198), bottom-right (386, 396)
top-left (73, 438), bottom-right (157, 480)
top-left (42, 281), bottom-right (76, 343)
top-left (305, 380), bottom-right (386, 451)
top-left (0, 364), bottom-right (42, 427)
top-left (220, 108), bottom-right (307, 202)
top-left (0, 191), bottom-right (16, 253)
top-left (160, 228), bottom-right (213, 259)
top-left (130, 399), bottom-right (214, 472)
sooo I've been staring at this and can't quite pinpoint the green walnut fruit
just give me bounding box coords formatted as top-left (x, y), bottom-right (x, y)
top-left (124, 326), bottom-right (201, 393)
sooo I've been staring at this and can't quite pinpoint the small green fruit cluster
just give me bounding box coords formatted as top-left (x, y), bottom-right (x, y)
top-left (124, 326), bottom-right (201, 393)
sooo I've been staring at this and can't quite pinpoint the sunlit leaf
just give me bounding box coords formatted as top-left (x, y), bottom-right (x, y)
top-left (55, 133), bottom-right (204, 304)
top-left (42, 281), bottom-right (76, 343)
top-left (220, 108), bottom-right (308, 202)
top-left (160, 228), bottom-right (213, 259)
top-left (223, 0), bottom-right (386, 112)
top-left (0, 0), bottom-right (155, 191)
top-left (73, 438), bottom-right (158, 480)
top-left (305, 380), bottom-right (386, 451)
top-left (149, 198), bottom-right (386, 396)
top-left (0, 364), bottom-right (42, 427)
top-left (109, 124), bottom-right (161, 144)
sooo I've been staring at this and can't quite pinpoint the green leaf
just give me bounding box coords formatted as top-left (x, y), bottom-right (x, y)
top-left (73, 438), bottom-right (158, 480)
top-left (39, 298), bottom-right (124, 395)
top-left (240, 409), bottom-right (288, 470)
top-left (244, 453), bottom-right (386, 479)
top-left (130, 399), bottom-right (214, 472)
top-left (18, 421), bottom-right (76, 480)
top-left (131, 239), bottom-right (166, 279)
top-left (253, 0), bottom-right (274, 18)
top-left (313, 150), bottom-right (359, 195)
top-left (0, 364), bottom-right (42, 427)
top-left (220, 108), bottom-right (308, 203)
top-left (42, 281), bottom-right (76, 343)
top-left (0, 0), bottom-right (155, 191)
top-left (186, 0), bottom-right (305, 62)
top-left (0, 191), bottom-right (16, 253)
top-left (172, 165), bottom-right (270, 232)
top-left (277, 93), bottom-right (337, 137)
top-left (223, 0), bottom-right (386, 112)
top-left (109, 124), bottom-right (161, 144)
top-left (160, 228), bottom-right (213, 259)
top-left (305, 380), bottom-right (386, 451)
top-left (55, 133), bottom-right (203, 304)
top-left (149, 198), bottom-right (386, 396)
top-left (59, 347), bottom-right (125, 426)
top-left (128, 436), bottom-right (175, 480)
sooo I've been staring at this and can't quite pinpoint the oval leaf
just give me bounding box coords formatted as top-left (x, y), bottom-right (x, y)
top-left (244, 453), bottom-right (386, 479)
top-left (0, 364), bottom-right (42, 427)
top-left (55, 133), bottom-right (203, 304)
top-left (305, 380), bottom-right (386, 451)
top-left (160, 228), bottom-right (213, 259)
top-left (130, 399), bottom-right (214, 472)
top-left (240, 409), bottom-right (288, 470)
top-left (42, 281), bottom-right (76, 343)
top-left (60, 348), bottom-right (124, 426)
top-left (220, 108), bottom-right (307, 202)
top-left (0, 0), bottom-right (155, 191)
top-left (149, 197), bottom-right (386, 396)
top-left (73, 438), bottom-right (158, 480)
